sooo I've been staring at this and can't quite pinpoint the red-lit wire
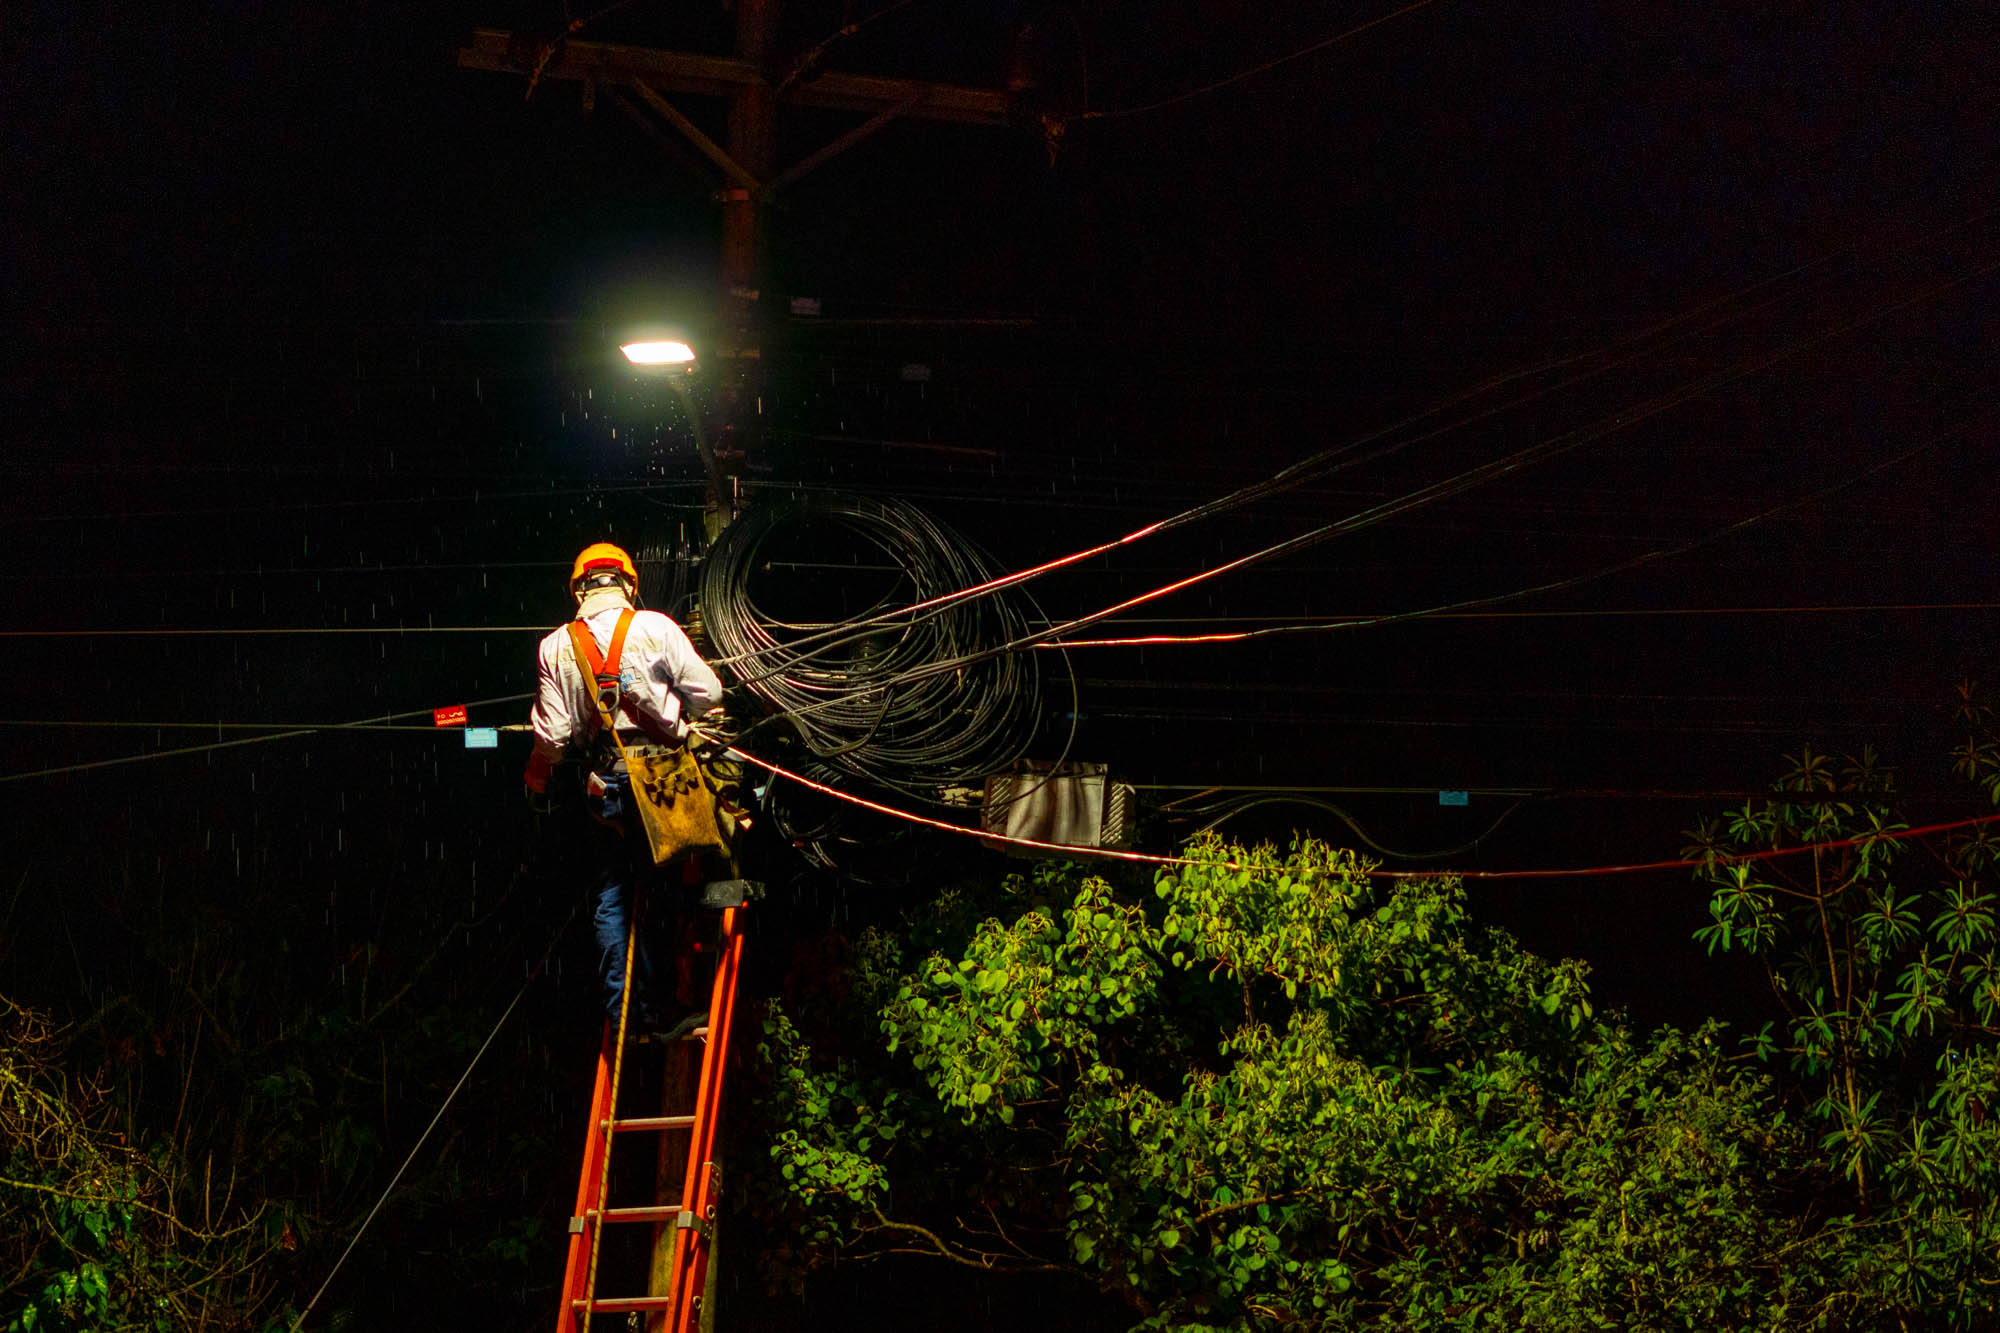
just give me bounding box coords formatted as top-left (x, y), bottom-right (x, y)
top-left (1039, 422), bottom-right (1974, 649)
top-left (706, 731), bottom-right (2000, 881)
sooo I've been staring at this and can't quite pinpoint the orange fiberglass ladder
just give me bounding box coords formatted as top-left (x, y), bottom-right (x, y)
top-left (556, 881), bottom-right (755, 1332)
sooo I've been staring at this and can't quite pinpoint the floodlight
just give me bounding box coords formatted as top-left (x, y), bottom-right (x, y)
top-left (620, 340), bottom-right (697, 366)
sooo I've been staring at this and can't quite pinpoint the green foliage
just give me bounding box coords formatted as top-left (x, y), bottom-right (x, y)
top-left (1, 995), bottom-right (281, 1332)
top-left (1678, 704), bottom-right (2000, 1323)
top-left (754, 837), bottom-right (2000, 1328)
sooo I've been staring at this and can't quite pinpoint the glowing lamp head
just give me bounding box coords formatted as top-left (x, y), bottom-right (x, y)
top-left (620, 340), bottom-right (696, 367)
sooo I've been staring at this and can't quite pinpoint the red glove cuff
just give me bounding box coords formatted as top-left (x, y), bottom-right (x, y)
top-left (523, 751), bottom-right (555, 793)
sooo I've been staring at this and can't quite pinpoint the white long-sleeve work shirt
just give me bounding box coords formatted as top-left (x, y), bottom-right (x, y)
top-left (529, 590), bottom-right (723, 764)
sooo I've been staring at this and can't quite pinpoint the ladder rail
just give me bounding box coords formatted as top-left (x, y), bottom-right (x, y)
top-left (555, 1032), bottom-right (617, 1333)
top-left (664, 905), bottom-right (747, 1333)
top-left (579, 900), bottom-right (646, 1330)
top-left (557, 897), bottom-right (750, 1333)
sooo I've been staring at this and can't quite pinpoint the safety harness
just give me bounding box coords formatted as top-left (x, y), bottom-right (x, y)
top-left (565, 609), bottom-right (637, 737)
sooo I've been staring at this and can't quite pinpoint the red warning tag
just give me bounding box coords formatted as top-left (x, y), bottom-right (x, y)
top-left (432, 705), bottom-right (468, 728)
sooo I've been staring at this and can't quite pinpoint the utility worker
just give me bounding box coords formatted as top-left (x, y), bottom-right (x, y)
top-left (525, 542), bottom-right (724, 1030)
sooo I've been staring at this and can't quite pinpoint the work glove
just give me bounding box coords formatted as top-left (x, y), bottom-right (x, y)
top-left (523, 751), bottom-right (557, 815)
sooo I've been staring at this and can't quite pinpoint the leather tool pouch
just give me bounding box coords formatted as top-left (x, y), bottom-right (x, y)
top-left (622, 743), bottom-right (727, 866)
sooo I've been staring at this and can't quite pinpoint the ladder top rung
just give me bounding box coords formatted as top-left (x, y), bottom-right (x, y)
top-left (573, 1295), bottom-right (675, 1313)
top-left (593, 1204), bottom-right (685, 1224)
top-left (604, 1114), bottom-right (698, 1133)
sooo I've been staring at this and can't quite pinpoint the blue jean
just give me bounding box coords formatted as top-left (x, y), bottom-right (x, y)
top-left (587, 771), bottom-right (659, 1024)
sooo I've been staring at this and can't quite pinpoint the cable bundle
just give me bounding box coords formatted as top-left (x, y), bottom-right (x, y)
top-left (700, 494), bottom-right (1044, 797)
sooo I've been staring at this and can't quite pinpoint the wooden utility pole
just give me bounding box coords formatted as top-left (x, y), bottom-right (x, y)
top-left (457, 12), bottom-right (1011, 531)
top-left (714, 0), bottom-right (774, 532)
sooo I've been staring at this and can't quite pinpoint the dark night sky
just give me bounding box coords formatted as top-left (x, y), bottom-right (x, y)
top-left (3, 9), bottom-right (2000, 1312)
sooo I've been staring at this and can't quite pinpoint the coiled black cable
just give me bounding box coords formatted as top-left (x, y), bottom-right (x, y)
top-left (700, 494), bottom-right (1045, 796)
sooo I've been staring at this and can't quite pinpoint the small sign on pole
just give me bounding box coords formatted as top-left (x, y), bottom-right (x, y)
top-left (463, 727), bottom-right (499, 750)
top-left (433, 704), bottom-right (468, 728)
top-left (1438, 790), bottom-right (1469, 806)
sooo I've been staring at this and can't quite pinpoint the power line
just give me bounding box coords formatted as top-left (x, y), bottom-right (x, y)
top-left (12, 596), bottom-right (2000, 642)
top-left (995, 260), bottom-right (1996, 659)
top-left (1072, 602), bottom-right (2000, 627)
top-left (0, 627), bottom-right (548, 638)
top-left (288, 890), bottom-right (582, 1332)
top-left (1133, 783), bottom-right (1995, 802)
top-left (1042, 421), bottom-right (1977, 649)
top-left (1137, 782), bottom-right (1546, 797)
top-left (708, 243), bottom-right (1848, 670)
top-left (1084, 679), bottom-right (1968, 708)
top-left (0, 720), bottom-right (445, 732)
top-left (1179, 792), bottom-right (1530, 861)
top-left (0, 560), bottom-right (554, 582)
top-left (704, 729), bottom-right (2000, 880)
top-left (0, 480), bottom-right (699, 528)
top-left (1086, 707), bottom-right (1887, 736)
top-left (0, 693), bottom-right (533, 783)
top-left (289, 977), bottom-right (531, 1332)
top-left (1082, 0), bottom-right (1441, 121)
top-left (715, 224), bottom-right (1999, 693)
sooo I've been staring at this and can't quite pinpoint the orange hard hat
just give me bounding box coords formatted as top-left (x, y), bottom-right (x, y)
top-left (569, 542), bottom-right (637, 589)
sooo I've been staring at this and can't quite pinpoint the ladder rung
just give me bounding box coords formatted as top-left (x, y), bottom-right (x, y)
top-left (594, 1204), bottom-right (685, 1225)
top-left (630, 1026), bottom-right (709, 1045)
top-left (603, 1113), bottom-right (698, 1133)
top-left (573, 1295), bottom-right (674, 1313)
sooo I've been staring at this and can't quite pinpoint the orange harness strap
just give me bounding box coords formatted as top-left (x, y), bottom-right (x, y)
top-left (566, 609), bottom-right (636, 732)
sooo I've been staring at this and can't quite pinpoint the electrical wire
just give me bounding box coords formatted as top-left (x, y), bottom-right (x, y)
top-left (288, 889), bottom-right (583, 1331)
top-left (0, 720), bottom-right (445, 732)
top-left (813, 250), bottom-right (2000, 692)
top-left (707, 303), bottom-right (1741, 668)
top-left (290, 982), bottom-right (530, 1331)
top-left (710, 209), bottom-right (1994, 682)
top-left (774, 0), bottom-right (926, 96)
top-left (11, 596), bottom-right (2000, 644)
top-left (0, 560), bottom-right (554, 582)
top-left (699, 729), bottom-right (2000, 881)
top-left (1072, 602), bottom-right (2000, 627)
top-left (1041, 420), bottom-right (1978, 649)
top-left (0, 694), bottom-right (533, 784)
top-left (1140, 783), bottom-right (1997, 801)
top-left (0, 480), bottom-right (698, 528)
top-left (1176, 792), bottom-right (1529, 860)
top-left (1081, 0), bottom-right (1440, 122)
top-left (1146, 782), bottom-right (1545, 798)
top-left (0, 628), bottom-right (550, 638)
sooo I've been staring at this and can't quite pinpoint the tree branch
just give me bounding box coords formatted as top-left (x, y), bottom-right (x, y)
top-left (1194, 1190), bottom-right (1304, 1228)
top-left (0, 1172), bottom-right (262, 1241)
top-left (860, 1206), bottom-right (1071, 1274)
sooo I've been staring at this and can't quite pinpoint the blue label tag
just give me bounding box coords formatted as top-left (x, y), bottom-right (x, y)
top-left (1438, 790), bottom-right (1468, 806)
top-left (464, 727), bottom-right (499, 749)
